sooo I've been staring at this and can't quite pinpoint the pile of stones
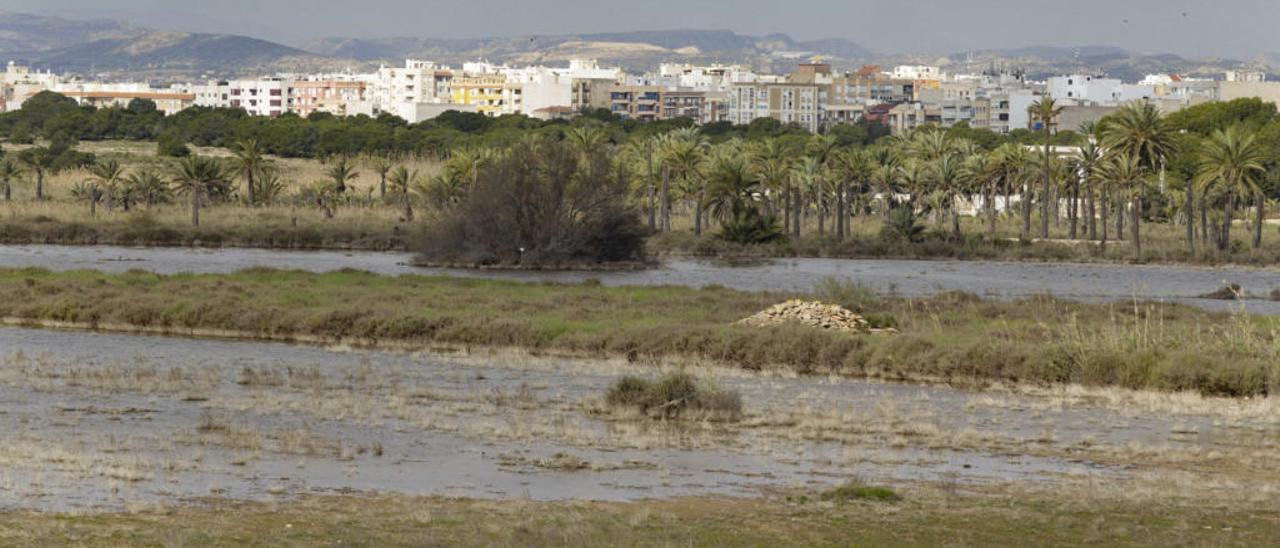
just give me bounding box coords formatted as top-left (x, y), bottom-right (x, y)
top-left (737, 300), bottom-right (873, 333)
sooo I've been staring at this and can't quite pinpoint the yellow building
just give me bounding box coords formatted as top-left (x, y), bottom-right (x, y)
top-left (449, 75), bottom-right (508, 117)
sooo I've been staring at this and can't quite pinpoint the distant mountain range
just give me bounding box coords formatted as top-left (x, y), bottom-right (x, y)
top-left (0, 11), bottom-right (334, 79)
top-left (304, 29), bottom-right (873, 72)
top-left (0, 10), bottom-right (1269, 82)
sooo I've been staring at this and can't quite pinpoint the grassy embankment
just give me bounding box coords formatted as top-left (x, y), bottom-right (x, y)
top-left (1, 268), bottom-right (1276, 397)
top-left (3, 489), bottom-right (1277, 547)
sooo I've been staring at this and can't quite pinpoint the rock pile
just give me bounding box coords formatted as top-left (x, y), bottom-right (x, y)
top-left (737, 300), bottom-right (873, 333)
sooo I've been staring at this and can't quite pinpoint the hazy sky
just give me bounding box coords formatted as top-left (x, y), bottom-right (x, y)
top-left (4, 0), bottom-right (1277, 58)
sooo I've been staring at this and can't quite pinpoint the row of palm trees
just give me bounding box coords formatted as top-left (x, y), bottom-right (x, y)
top-left (604, 101), bottom-right (1272, 255)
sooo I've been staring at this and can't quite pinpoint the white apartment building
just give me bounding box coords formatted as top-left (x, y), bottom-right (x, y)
top-left (1225, 70), bottom-right (1266, 83)
top-left (225, 78), bottom-right (292, 117)
top-left (892, 65), bottom-right (942, 80)
top-left (1048, 74), bottom-right (1153, 106)
top-left (1, 61), bottom-right (64, 111)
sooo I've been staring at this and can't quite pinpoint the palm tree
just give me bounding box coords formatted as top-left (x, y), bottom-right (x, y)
top-left (625, 136), bottom-right (662, 230)
top-left (659, 129), bottom-right (707, 234)
top-left (751, 138), bottom-right (794, 226)
top-left (790, 156), bottom-right (830, 239)
top-left (388, 165), bottom-right (419, 222)
top-left (1029, 97), bottom-right (1064, 239)
top-left (0, 158), bottom-right (23, 201)
top-left (704, 146), bottom-right (759, 223)
top-left (87, 159), bottom-right (126, 213)
top-left (1100, 101), bottom-right (1179, 247)
top-left (124, 169), bottom-right (171, 208)
top-left (564, 126), bottom-right (610, 158)
top-left (1071, 141), bottom-right (1104, 241)
top-left (831, 149), bottom-right (872, 240)
top-left (930, 152), bottom-right (967, 241)
top-left (18, 147), bottom-right (56, 201)
top-left (364, 154), bottom-right (395, 201)
top-left (170, 156), bottom-right (231, 227)
top-left (324, 156), bottom-right (359, 194)
top-left (1195, 125), bottom-right (1267, 251)
top-left (1100, 102), bottom-right (1179, 172)
top-left (1096, 151), bottom-right (1147, 257)
top-left (230, 139), bottom-right (269, 208)
top-left (962, 151), bottom-right (1000, 239)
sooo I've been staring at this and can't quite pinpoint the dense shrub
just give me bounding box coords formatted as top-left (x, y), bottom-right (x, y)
top-left (605, 373), bottom-right (742, 421)
top-left (418, 138), bottom-right (648, 266)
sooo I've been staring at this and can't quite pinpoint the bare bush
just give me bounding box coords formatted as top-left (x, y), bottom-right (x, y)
top-left (417, 138), bottom-right (647, 267)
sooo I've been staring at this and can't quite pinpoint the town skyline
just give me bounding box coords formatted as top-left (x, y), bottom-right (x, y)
top-left (3, 0), bottom-right (1277, 60)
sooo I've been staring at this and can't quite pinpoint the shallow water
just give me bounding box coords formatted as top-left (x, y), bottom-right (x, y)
top-left (1, 245), bottom-right (1276, 314)
top-left (5, 326), bottom-right (1273, 511)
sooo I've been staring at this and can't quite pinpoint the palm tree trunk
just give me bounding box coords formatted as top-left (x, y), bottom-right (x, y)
top-left (837, 183), bottom-right (847, 240)
top-left (36, 170), bottom-right (44, 201)
top-left (1021, 183), bottom-right (1031, 240)
top-left (191, 187), bottom-right (201, 227)
top-left (1116, 197), bottom-right (1125, 241)
top-left (1100, 188), bottom-right (1109, 247)
top-left (3, 179), bottom-right (10, 201)
top-left (379, 173), bottom-right (387, 201)
top-left (403, 194), bottom-right (413, 222)
top-left (646, 154), bottom-right (656, 231)
top-left (659, 169), bottom-right (671, 232)
top-left (788, 188), bottom-right (798, 238)
top-left (1200, 194), bottom-right (1210, 249)
top-left (783, 183), bottom-right (791, 232)
top-left (1069, 179), bottom-right (1078, 239)
top-left (1220, 193), bottom-right (1234, 251)
top-left (1253, 192), bottom-right (1264, 249)
top-left (1086, 181), bottom-right (1097, 240)
top-left (987, 182), bottom-right (998, 239)
top-left (1185, 186), bottom-right (1195, 254)
top-left (694, 192), bottom-right (703, 237)
top-left (1041, 145), bottom-right (1051, 239)
top-left (1131, 195), bottom-right (1142, 259)
top-left (247, 171), bottom-right (256, 208)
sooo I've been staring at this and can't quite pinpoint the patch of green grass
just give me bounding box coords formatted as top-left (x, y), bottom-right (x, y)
top-left (821, 482), bottom-right (901, 503)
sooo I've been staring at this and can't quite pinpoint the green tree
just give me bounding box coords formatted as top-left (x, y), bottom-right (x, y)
top-left (170, 156), bottom-right (231, 227)
top-left (230, 139), bottom-right (269, 207)
top-left (87, 158), bottom-right (127, 213)
top-left (0, 158), bottom-right (23, 201)
top-left (1096, 151), bottom-right (1148, 257)
top-left (1029, 97), bottom-right (1064, 238)
top-left (17, 147), bottom-right (57, 201)
top-left (124, 168), bottom-right (172, 208)
top-left (1194, 125), bottom-right (1268, 251)
top-left (364, 154), bottom-right (395, 200)
top-left (324, 156), bottom-right (359, 194)
top-left (388, 165), bottom-right (420, 222)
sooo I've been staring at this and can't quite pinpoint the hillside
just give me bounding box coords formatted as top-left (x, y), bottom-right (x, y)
top-left (0, 10), bottom-right (138, 56)
top-left (305, 30), bottom-right (873, 71)
top-left (29, 31), bottom-right (322, 77)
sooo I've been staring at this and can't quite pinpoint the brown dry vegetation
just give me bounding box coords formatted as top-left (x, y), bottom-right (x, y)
top-left (2, 487), bottom-right (1277, 547)
top-left (0, 268), bottom-right (1276, 397)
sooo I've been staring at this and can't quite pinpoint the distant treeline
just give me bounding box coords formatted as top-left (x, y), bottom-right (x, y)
top-left (4, 91), bottom-right (1280, 162)
top-left (0, 91), bottom-right (1099, 159)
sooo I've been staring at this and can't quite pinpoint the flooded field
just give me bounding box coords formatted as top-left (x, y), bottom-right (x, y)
top-left (2, 326), bottom-right (1276, 512)
top-left (2, 244), bottom-right (1277, 313)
